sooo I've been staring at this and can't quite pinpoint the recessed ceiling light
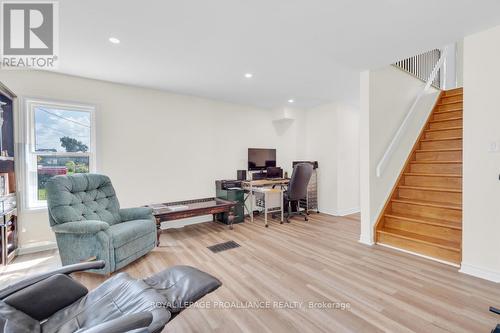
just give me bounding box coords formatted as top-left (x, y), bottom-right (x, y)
top-left (108, 37), bottom-right (120, 44)
top-left (244, 73), bottom-right (253, 78)
top-left (288, 99), bottom-right (295, 103)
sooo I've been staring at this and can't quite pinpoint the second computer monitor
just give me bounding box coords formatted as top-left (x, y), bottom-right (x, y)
top-left (266, 166), bottom-right (283, 179)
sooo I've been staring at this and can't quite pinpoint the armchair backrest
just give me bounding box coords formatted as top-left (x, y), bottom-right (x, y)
top-left (46, 174), bottom-right (121, 226)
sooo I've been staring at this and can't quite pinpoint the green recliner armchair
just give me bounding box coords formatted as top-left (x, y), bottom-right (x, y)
top-left (46, 174), bottom-right (156, 275)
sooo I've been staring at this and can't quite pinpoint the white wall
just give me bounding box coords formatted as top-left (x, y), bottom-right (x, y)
top-left (442, 42), bottom-right (465, 90)
top-left (304, 102), bottom-right (360, 216)
top-left (442, 43), bottom-right (458, 90)
top-left (336, 104), bottom-right (360, 215)
top-left (304, 104), bottom-right (338, 215)
top-left (359, 72), bottom-right (372, 244)
top-left (359, 66), bottom-right (439, 244)
top-left (456, 40), bottom-right (464, 87)
top-left (0, 70), bottom-right (306, 251)
top-left (460, 25), bottom-right (500, 282)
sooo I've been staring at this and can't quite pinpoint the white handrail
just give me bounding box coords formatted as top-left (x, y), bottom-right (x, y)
top-left (376, 47), bottom-right (448, 178)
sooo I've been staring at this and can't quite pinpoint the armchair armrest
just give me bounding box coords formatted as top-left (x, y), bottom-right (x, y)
top-left (52, 220), bottom-right (109, 234)
top-left (79, 312), bottom-right (153, 333)
top-left (120, 207), bottom-right (154, 222)
top-left (0, 261), bottom-right (105, 299)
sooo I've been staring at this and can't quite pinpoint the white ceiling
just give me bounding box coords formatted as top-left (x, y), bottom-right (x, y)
top-left (55, 0), bottom-right (500, 109)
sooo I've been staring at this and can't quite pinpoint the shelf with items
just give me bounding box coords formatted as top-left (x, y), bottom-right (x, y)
top-left (1, 210), bottom-right (17, 265)
top-left (0, 81), bottom-right (17, 265)
top-left (299, 170), bottom-right (319, 213)
top-left (0, 160), bottom-right (16, 195)
top-left (0, 193), bottom-right (16, 216)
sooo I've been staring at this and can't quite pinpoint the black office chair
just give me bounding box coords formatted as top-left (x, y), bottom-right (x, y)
top-left (491, 307), bottom-right (500, 333)
top-left (283, 163), bottom-right (313, 223)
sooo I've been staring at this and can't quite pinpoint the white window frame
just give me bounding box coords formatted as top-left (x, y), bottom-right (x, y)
top-left (23, 98), bottom-right (96, 210)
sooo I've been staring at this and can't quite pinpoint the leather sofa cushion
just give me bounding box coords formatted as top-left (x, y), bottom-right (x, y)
top-left (41, 273), bottom-right (171, 333)
top-left (46, 174), bottom-right (121, 226)
top-left (109, 219), bottom-right (156, 249)
top-left (0, 300), bottom-right (41, 333)
top-left (4, 274), bottom-right (88, 321)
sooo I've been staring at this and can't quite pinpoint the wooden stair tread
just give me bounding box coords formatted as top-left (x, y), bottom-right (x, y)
top-left (429, 117), bottom-right (462, 123)
top-left (398, 185), bottom-right (462, 193)
top-left (415, 148), bottom-right (462, 152)
top-left (377, 228), bottom-right (461, 251)
top-left (442, 92), bottom-right (463, 98)
top-left (391, 198), bottom-right (462, 210)
top-left (403, 173), bottom-right (461, 178)
top-left (410, 160), bottom-right (461, 164)
top-left (425, 126), bottom-right (462, 132)
top-left (437, 101), bottom-right (462, 106)
top-left (384, 213), bottom-right (462, 230)
top-left (420, 137), bottom-right (462, 142)
top-left (433, 108), bottom-right (463, 114)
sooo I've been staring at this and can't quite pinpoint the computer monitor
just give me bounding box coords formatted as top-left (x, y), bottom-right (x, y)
top-left (248, 148), bottom-right (276, 171)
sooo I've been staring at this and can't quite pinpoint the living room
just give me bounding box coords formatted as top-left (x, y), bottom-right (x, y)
top-left (1, 1), bottom-right (500, 333)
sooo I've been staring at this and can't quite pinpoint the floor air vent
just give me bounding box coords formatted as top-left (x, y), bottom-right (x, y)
top-left (207, 240), bottom-right (240, 253)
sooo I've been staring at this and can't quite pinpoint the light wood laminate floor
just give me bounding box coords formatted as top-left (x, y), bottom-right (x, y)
top-left (1, 213), bottom-right (499, 332)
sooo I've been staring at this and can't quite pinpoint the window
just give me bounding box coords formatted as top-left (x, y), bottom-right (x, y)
top-left (24, 99), bottom-right (95, 209)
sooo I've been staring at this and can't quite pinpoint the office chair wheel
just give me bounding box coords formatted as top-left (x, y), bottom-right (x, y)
top-left (280, 221), bottom-right (284, 224)
top-left (265, 224), bottom-right (269, 228)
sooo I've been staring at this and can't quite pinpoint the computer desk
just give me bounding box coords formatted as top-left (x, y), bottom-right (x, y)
top-left (241, 178), bottom-right (289, 226)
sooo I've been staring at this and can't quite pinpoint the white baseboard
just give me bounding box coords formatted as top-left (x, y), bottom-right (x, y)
top-left (18, 241), bottom-right (58, 255)
top-left (318, 208), bottom-right (336, 216)
top-left (317, 207), bottom-right (360, 217)
top-left (334, 207), bottom-right (360, 216)
top-left (460, 262), bottom-right (500, 283)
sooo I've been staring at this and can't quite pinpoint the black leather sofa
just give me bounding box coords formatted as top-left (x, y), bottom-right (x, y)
top-left (0, 261), bottom-right (221, 333)
top-left (491, 307), bottom-right (500, 333)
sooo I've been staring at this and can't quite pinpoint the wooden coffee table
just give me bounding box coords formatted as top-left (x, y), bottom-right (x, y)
top-left (147, 197), bottom-right (236, 246)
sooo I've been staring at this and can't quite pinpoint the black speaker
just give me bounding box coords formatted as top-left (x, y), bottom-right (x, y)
top-left (237, 170), bottom-right (247, 181)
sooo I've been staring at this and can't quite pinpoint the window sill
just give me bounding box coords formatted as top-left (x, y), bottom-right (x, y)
top-left (22, 206), bottom-right (48, 214)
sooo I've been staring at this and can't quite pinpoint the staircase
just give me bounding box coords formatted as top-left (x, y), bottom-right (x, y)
top-left (375, 87), bottom-right (463, 265)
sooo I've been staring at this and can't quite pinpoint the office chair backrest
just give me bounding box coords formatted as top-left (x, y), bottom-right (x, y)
top-left (287, 163), bottom-right (313, 201)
